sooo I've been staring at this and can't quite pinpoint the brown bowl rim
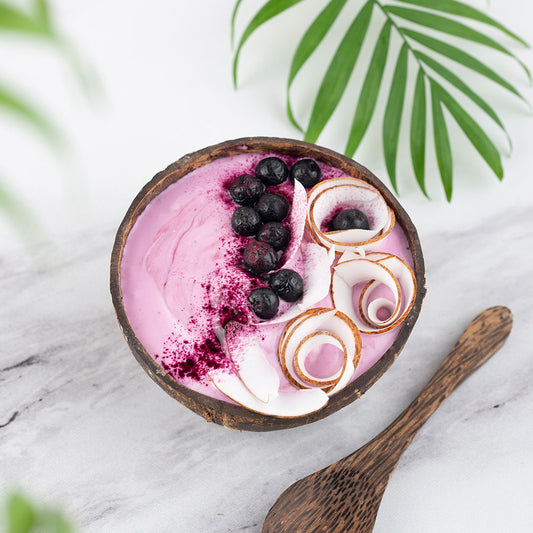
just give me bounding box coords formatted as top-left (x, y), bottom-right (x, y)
top-left (110, 137), bottom-right (426, 431)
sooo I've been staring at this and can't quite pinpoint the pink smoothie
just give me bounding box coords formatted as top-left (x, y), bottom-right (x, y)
top-left (120, 153), bottom-right (413, 402)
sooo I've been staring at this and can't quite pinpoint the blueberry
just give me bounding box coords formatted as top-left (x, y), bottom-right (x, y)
top-left (256, 222), bottom-right (290, 251)
top-left (256, 193), bottom-right (289, 222)
top-left (290, 159), bottom-right (321, 189)
top-left (269, 269), bottom-right (304, 302)
top-left (248, 288), bottom-right (279, 319)
top-left (229, 174), bottom-right (265, 206)
top-left (242, 241), bottom-right (278, 274)
top-left (330, 208), bottom-right (369, 231)
top-left (231, 207), bottom-right (262, 236)
top-left (255, 157), bottom-right (289, 186)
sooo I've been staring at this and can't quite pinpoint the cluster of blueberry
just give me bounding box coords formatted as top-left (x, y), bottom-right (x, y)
top-left (228, 157), bottom-right (321, 319)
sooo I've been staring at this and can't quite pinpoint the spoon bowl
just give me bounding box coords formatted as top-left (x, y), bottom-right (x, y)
top-left (262, 306), bottom-right (513, 532)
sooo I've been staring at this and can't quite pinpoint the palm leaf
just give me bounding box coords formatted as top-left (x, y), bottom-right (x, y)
top-left (345, 20), bottom-right (391, 157)
top-left (395, 0), bottom-right (529, 47)
top-left (403, 28), bottom-right (527, 103)
top-left (304, 0), bottom-right (374, 144)
top-left (287, 0), bottom-right (349, 132)
top-left (415, 50), bottom-right (512, 152)
top-left (431, 80), bottom-right (503, 180)
top-left (382, 43), bottom-right (408, 194)
top-left (430, 85), bottom-right (453, 201)
top-left (410, 68), bottom-right (427, 197)
top-left (387, 5), bottom-right (531, 81)
top-left (233, 0), bottom-right (304, 87)
top-left (232, 0), bottom-right (529, 200)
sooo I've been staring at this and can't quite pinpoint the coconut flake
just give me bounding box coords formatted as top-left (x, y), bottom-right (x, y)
top-left (279, 179), bottom-right (307, 270)
top-left (298, 242), bottom-right (332, 310)
top-left (256, 242), bottom-right (332, 326)
top-left (224, 322), bottom-right (279, 403)
top-left (337, 250), bottom-right (362, 265)
top-left (208, 370), bottom-right (328, 417)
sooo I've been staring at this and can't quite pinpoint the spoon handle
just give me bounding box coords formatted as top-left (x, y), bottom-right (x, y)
top-left (355, 306), bottom-right (513, 475)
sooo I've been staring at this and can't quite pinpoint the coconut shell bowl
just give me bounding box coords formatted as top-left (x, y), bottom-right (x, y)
top-left (110, 137), bottom-right (426, 432)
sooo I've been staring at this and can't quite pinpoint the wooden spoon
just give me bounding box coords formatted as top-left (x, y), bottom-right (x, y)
top-left (262, 306), bottom-right (513, 533)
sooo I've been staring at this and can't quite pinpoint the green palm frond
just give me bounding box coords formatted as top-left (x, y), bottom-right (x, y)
top-left (287, 0), bottom-right (350, 132)
top-left (232, 0), bottom-right (305, 87)
top-left (232, 0), bottom-right (529, 200)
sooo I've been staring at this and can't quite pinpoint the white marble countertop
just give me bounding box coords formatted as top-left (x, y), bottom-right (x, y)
top-left (1, 1), bottom-right (533, 531)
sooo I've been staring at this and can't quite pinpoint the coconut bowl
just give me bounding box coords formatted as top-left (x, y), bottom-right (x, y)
top-left (110, 137), bottom-right (426, 431)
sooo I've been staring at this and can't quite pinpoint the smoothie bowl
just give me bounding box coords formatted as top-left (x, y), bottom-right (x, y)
top-left (110, 137), bottom-right (425, 431)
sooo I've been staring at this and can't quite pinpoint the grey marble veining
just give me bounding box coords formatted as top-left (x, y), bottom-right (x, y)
top-left (1, 208), bottom-right (532, 532)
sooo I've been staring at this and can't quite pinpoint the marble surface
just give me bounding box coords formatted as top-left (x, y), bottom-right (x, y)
top-left (1, 1), bottom-right (533, 531)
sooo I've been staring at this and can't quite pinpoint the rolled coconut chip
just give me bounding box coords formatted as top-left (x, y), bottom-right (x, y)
top-left (331, 255), bottom-right (416, 334)
top-left (359, 253), bottom-right (417, 332)
top-left (278, 308), bottom-right (361, 396)
top-left (306, 177), bottom-right (395, 253)
top-left (224, 322), bottom-right (280, 403)
top-left (278, 179), bottom-right (308, 270)
top-left (278, 309), bottom-right (334, 390)
top-left (208, 370), bottom-right (328, 417)
top-left (293, 331), bottom-right (347, 388)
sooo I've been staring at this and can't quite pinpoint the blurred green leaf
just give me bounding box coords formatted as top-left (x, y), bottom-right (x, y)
top-left (0, 82), bottom-right (62, 148)
top-left (6, 493), bottom-right (36, 533)
top-left (0, 1), bottom-right (50, 36)
top-left (37, 509), bottom-right (73, 533)
top-left (3, 493), bottom-right (74, 533)
top-left (0, 0), bottom-right (92, 241)
top-left (33, 0), bottom-right (51, 29)
top-left (0, 179), bottom-right (39, 240)
top-left (304, 0), bottom-right (373, 143)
